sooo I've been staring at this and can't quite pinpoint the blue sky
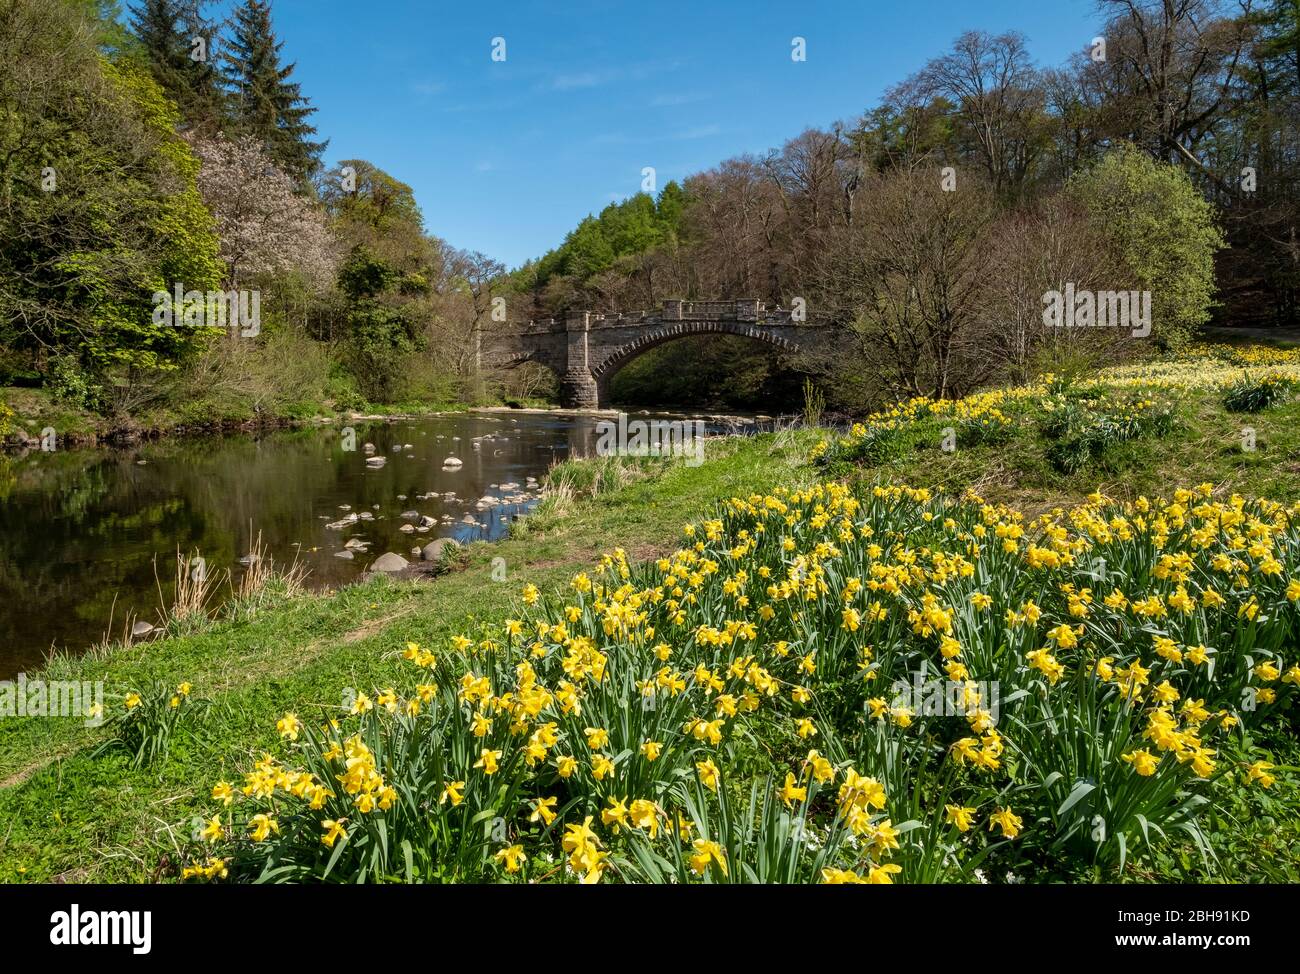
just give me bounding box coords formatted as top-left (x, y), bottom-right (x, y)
top-left (208, 0), bottom-right (1103, 268)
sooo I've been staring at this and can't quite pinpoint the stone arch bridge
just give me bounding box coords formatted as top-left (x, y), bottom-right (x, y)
top-left (482, 299), bottom-right (833, 408)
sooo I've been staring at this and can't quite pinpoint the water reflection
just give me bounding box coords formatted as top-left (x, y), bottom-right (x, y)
top-left (0, 410), bottom-right (763, 676)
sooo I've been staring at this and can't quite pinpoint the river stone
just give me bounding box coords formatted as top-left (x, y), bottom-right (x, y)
top-left (400, 510), bottom-right (419, 520)
top-left (131, 621), bottom-right (156, 637)
top-left (333, 549), bottom-right (354, 560)
top-left (399, 523), bottom-right (415, 534)
top-left (421, 538), bottom-right (455, 561)
top-left (366, 456), bottom-right (387, 467)
top-left (442, 457), bottom-right (463, 468)
top-left (370, 552), bottom-right (409, 573)
top-left (418, 515), bottom-right (436, 528)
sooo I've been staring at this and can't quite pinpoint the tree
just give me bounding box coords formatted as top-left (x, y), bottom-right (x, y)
top-left (128, 0), bottom-right (224, 132)
top-left (72, 0), bottom-right (134, 53)
top-left (887, 31), bottom-right (1049, 197)
top-left (222, 0), bottom-right (325, 183)
top-left (655, 181), bottom-right (687, 237)
top-left (1068, 144), bottom-right (1226, 348)
top-left (0, 0), bottom-right (222, 400)
top-left (1093, 0), bottom-right (1252, 170)
top-left (827, 168), bottom-right (999, 399)
top-left (1208, 0), bottom-right (1300, 323)
top-left (336, 246), bottom-right (420, 402)
top-left (439, 248), bottom-right (506, 401)
top-left (188, 134), bottom-right (336, 288)
top-left (320, 159), bottom-right (427, 262)
top-left (977, 194), bottom-right (1132, 381)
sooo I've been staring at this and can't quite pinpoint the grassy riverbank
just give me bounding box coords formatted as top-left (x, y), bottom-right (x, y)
top-left (0, 432), bottom-right (816, 881)
top-left (2, 345), bottom-right (1299, 884)
top-left (0, 385), bottom-right (491, 450)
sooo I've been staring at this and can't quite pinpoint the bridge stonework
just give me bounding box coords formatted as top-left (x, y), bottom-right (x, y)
top-left (485, 299), bottom-right (831, 409)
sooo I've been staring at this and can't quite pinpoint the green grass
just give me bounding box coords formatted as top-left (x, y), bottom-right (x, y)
top-left (0, 385), bottom-right (499, 447)
top-left (0, 387), bottom-right (103, 441)
top-left (822, 389), bottom-right (1300, 516)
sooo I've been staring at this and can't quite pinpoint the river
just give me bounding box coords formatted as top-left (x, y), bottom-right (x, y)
top-left (0, 410), bottom-right (757, 678)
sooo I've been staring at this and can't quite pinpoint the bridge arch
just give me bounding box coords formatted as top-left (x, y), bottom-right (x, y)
top-left (482, 343), bottom-right (565, 387)
top-left (589, 320), bottom-right (804, 403)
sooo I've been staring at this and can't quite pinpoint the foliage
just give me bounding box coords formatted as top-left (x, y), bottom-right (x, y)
top-left (99, 681), bottom-right (205, 768)
top-left (514, 187), bottom-right (686, 298)
top-left (221, 0), bottom-right (325, 183)
top-left (1067, 145), bottom-right (1225, 351)
top-left (1223, 372), bottom-right (1297, 413)
top-left (0, 0), bottom-right (222, 382)
top-left (335, 246), bottom-right (423, 402)
top-left (128, 0), bottom-right (225, 132)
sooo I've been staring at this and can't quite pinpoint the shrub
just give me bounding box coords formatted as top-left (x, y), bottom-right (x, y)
top-left (1067, 144), bottom-right (1225, 351)
top-left (1041, 397), bottom-right (1175, 474)
top-left (1224, 373), bottom-right (1297, 413)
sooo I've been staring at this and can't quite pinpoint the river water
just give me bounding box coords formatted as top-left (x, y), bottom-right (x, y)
top-left (0, 410), bottom-right (753, 678)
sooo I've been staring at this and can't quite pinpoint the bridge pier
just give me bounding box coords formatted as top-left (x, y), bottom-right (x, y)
top-left (558, 310), bottom-right (604, 409)
top-left (560, 369), bottom-right (601, 409)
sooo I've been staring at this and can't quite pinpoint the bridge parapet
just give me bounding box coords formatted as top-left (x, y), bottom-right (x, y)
top-left (514, 299), bottom-right (828, 332)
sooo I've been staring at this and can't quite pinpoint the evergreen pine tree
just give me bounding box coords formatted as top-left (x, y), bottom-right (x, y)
top-left (128, 0), bottom-right (224, 132)
top-left (222, 0), bottom-right (326, 184)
